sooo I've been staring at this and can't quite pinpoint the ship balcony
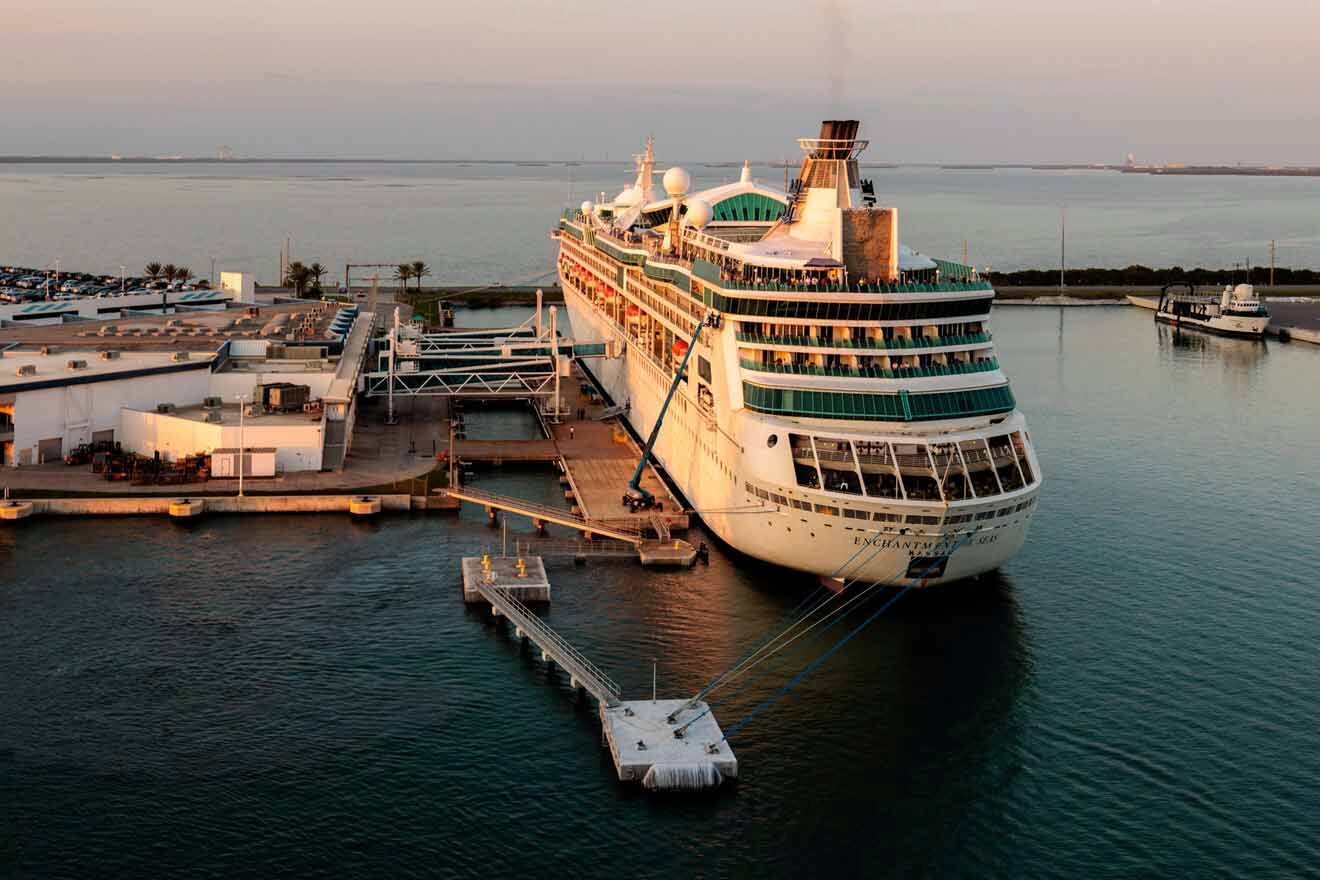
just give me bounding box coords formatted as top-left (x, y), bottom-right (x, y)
top-left (739, 356), bottom-right (1000, 381)
top-left (736, 331), bottom-right (992, 353)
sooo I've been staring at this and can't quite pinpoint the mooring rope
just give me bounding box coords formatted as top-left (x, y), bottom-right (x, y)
top-left (714, 532), bottom-right (976, 744)
top-left (680, 532), bottom-right (894, 712)
top-left (675, 531), bottom-right (965, 734)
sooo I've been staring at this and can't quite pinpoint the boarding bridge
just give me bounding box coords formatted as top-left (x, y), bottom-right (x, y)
top-left (362, 303), bottom-right (618, 400)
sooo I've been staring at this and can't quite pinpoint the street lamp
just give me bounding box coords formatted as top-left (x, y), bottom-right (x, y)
top-left (120, 265), bottom-right (126, 294)
top-left (235, 393), bottom-right (247, 499)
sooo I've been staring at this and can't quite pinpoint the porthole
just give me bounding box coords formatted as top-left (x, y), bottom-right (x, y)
top-left (766, 433), bottom-right (779, 448)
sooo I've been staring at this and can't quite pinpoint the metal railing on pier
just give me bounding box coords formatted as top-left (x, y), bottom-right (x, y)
top-left (475, 581), bottom-right (622, 706)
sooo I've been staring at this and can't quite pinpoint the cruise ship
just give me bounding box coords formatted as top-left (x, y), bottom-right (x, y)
top-left (552, 121), bottom-right (1041, 586)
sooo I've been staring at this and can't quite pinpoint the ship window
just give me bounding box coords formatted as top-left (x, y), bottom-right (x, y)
top-left (771, 494), bottom-right (788, 505)
top-left (698, 355), bottom-right (712, 383)
top-left (872, 511), bottom-right (902, 523)
top-left (766, 433), bottom-right (779, 448)
top-left (814, 504), bottom-right (840, 516)
top-left (821, 468), bottom-right (861, 495)
top-left (862, 472), bottom-right (902, 499)
top-left (974, 511), bottom-right (996, 521)
top-left (791, 498), bottom-right (811, 511)
top-left (794, 463), bottom-right (820, 489)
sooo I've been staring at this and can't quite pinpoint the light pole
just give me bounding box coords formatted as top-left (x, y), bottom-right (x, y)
top-left (120, 265), bottom-right (126, 294)
top-left (235, 394), bottom-right (247, 499)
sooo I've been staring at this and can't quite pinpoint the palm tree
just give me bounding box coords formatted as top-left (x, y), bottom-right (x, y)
top-left (308, 262), bottom-right (327, 293)
top-left (410, 260), bottom-right (431, 292)
top-left (144, 262), bottom-right (163, 281)
top-left (175, 267), bottom-right (193, 286)
top-left (284, 261), bottom-right (311, 297)
top-left (394, 263), bottom-right (413, 294)
top-left (161, 264), bottom-right (178, 284)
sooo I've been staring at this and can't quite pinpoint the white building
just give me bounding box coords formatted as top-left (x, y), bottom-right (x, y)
top-left (0, 307), bottom-right (372, 471)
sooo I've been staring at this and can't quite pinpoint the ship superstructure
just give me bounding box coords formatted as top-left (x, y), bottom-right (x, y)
top-left (552, 121), bottom-right (1041, 585)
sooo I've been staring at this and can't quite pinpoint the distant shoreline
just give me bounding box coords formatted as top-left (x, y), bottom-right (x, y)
top-left (4, 157), bottom-right (1320, 176)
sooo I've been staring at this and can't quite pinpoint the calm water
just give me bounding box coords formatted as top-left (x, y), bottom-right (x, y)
top-left (3, 162), bottom-right (1320, 281)
top-left (2, 306), bottom-right (1318, 878)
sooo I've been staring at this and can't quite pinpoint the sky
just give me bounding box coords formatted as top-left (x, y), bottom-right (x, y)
top-left (3, 0), bottom-right (1319, 164)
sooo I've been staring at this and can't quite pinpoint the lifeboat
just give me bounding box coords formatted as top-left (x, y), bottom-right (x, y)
top-left (672, 338), bottom-right (689, 358)
top-left (626, 304), bottom-right (640, 321)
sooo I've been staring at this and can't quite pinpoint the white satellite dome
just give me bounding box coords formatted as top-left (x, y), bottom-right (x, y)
top-left (580, 200), bottom-right (595, 216)
top-left (614, 185), bottom-right (642, 207)
top-left (662, 166), bottom-right (691, 198)
top-left (684, 198), bottom-right (713, 229)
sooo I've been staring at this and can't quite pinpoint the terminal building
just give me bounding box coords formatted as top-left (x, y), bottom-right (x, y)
top-left (0, 291), bottom-right (372, 472)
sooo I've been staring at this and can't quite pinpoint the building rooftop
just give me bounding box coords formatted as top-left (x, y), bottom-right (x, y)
top-left (0, 301), bottom-right (346, 352)
top-left (0, 348), bottom-right (215, 393)
top-left (143, 402), bottom-right (324, 428)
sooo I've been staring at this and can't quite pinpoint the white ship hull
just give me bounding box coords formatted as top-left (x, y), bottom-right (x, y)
top-left (561, 281), bottom-right (1039, 587)
top-left (1155, 310), bottom-right (1269, 338)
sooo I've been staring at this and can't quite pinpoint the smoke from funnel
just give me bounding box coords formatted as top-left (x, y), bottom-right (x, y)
top-left (820, 0), bottom-right (848, 113)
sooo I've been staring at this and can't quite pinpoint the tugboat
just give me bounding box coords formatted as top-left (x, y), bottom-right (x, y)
top-left (1155, 282), bottom-right (1270, 338)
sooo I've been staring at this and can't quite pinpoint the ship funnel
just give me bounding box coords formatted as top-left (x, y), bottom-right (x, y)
top-left (814, 120), bottom-right (861, 158)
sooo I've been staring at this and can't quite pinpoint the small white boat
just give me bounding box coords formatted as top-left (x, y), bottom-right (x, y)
top-left (1154, 282), bottom-right (1270, 338)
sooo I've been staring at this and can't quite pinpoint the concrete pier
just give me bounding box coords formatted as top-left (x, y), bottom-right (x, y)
top-left (462, 554), bottom-right (735, 790)
top-left (601, 699), bottom-right (738, 790)
top-left (461, 555), bottom-right (551, 604)
top-left (0, 494), bottom-right (412, 519)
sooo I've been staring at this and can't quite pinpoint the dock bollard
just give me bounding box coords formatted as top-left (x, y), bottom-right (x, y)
top-left (349, 496), bottom-right (382, 517)
top-left (168, 498), bottom-right (205, 519)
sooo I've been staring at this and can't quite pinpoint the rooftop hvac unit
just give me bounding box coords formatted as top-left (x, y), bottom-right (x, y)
top-left (156, 403), bottom-right (176, 414)
top-left (204, 410), bottom-right (223, 423)
top-left (99, 350), bottom-right (121, 360)
top-left (244, 404), bottom-right (259, 418)
top-left (16, 364), bottom-right (36, 377)
top-left (268, 383), bottom-right (310, 412)
top-left (66, 359), bottom-right (88, 371)
top-left (202, 396), bottom-right (223, 409)
top-left (171, 351), bottom-right (189, 362)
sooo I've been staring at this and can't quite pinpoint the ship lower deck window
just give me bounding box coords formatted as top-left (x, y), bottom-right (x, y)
top-left (815, 504), bottom-right (840, 516)
top-left (906, 515), bottom-right (941, 525)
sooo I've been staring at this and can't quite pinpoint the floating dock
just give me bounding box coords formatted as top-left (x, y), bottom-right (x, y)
top-left (464, 557), bottom-right (734, 790)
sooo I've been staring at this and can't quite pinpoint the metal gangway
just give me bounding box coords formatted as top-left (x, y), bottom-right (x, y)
top-left (474, 580), bottom-right (622, 707)
top-left (445, 486), bottom-right (644, 546)
top-left (363, 292), bottom-right (619, 406)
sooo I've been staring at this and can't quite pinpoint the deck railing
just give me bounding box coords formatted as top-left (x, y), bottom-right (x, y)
top-left (736, 331), bottom-right (992, 350)
top-left (739, 357), bottom-right (1000, 380)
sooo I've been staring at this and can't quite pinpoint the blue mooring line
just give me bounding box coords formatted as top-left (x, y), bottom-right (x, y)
top-left (717, 532), bottom-right (974, 743)
top-left (687, 529), bottom-right (891, 703)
